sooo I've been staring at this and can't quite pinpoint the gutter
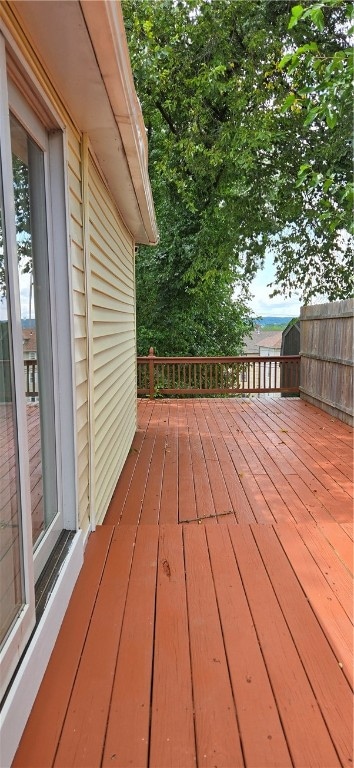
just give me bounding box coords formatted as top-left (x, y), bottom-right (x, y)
top-left (80, 0), bottom-right (158, 246)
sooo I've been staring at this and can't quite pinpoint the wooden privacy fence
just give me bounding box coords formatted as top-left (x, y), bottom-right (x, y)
top-left (137, 348), bottom-right (300, 398)
top-left (300, 299), bottom-right (353, 426)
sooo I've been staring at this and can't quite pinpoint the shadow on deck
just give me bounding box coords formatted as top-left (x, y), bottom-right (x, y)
top-left (14, 398), bottom-right (353, 768)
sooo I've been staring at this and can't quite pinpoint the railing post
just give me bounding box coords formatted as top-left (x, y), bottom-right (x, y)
top-left (148, 347), bottom-right (155, 399)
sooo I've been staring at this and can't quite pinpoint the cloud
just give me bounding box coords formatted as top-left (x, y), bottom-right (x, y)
top-left (20, 274), bottom-right (31, 318)
top-left (248, 252), bottom-right (301, 318)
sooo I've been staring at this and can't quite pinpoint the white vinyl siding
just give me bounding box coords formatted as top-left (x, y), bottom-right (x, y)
top-left (88, 155), bottom-right (136, 524)
top-left (68, 130), bottom-right (90, 532)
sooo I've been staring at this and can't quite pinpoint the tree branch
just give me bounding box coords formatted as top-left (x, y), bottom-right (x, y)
top-left (155, 100), bottom-right (178, 135)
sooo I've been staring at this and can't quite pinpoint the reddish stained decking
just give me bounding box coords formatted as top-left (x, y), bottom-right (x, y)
top-left (0, 404), bottom-right (44, 542)
top-left (14, 398), bottom-right (353, 768)
top-left (1, 405), bottom-right (43, 640)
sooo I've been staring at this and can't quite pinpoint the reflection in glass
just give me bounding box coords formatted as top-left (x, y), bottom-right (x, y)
top-left (0, 153), bottom-right (24, 647)
top-left (10, 115), bottom-right (57, 548)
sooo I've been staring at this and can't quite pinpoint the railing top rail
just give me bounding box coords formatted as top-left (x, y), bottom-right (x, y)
top-left (137, 354), bottom-right (300, 364)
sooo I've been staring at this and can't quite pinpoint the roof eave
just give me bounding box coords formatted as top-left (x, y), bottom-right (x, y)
top-left (9, 0), bottom-right (158, 245)
top-left (80, 0), bottom-right (158, 245)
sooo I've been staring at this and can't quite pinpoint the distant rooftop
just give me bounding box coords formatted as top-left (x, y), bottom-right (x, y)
top-left (242, 330), bottom-right (282, 355)
top-left (23, 328), bottom-right (37, 352)
top-left (259, 332), bottom-right (282, 349)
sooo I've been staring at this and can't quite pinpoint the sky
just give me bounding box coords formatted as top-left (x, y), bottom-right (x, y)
top-left (248, 251), bottom-right (302, 319)
top-left (0, 272), bottom-right (33, 321)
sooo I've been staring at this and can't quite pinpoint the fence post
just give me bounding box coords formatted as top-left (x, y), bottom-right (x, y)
top-left (148, 347), bottom-right (155, 399)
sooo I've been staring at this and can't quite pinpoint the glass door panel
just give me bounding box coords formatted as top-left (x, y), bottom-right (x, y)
top-left (0, 156), bottom-right (24, 647)
top-left (10, 115), bottom-right (57, 549)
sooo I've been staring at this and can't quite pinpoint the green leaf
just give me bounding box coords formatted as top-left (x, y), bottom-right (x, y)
top-left (279, 53), bottom-right (294, 69)
top-left (303, 107), bottom-right (319, 126)
top-left (323, 177), bottom-right (334, 192)
top-left (281, 93), bottom-right (297, 112)
top-left (345, 3), bottom-right (354, 21)
top-left (308, 7), bottom-right (325, 31)
top-left (296, 42), bottom-right (319, 54)
top-left (325, 109), bottom-right (337, 129)
top-left (288, 4), bottom-right (304, 28)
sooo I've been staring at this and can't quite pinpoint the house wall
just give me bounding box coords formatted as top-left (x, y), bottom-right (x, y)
top-left (71, 140), bottom-right (137, 533)
top-left (1, 3), bottom-right (138, 535)
top-left (300, 299), bottom-right (353, 426)
top-left (87, 153), bottom-right (136, 525)
top-left (258, 345), bottom-right (281, 356)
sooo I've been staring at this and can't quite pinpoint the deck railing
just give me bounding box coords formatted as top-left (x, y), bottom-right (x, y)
top-left (22, 353), bottom-right (300, 400)
top-left (24, 359), bottom-right (38, 397)
top-left (137, 348), bottom-right (300, 398)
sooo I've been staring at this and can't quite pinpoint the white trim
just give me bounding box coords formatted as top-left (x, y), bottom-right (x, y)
top-left (62, 130), bottom-right (80, 530)
top-left (81, 135), bottom-right (95, 530)
top-left (0, 14), bottom-right (66, 132)
top-left (7, 78), bottom-right (47, 149)
top-left (80, 0), bottom-right (158, 245)
top-left (133, 239), bottom-right (138, 419)
top-left (0, 530), bottom-right (84, 768)
top-left (48, 129), bottom-right (77, 532)
top-left (82, 522), bottom-right (92, 551)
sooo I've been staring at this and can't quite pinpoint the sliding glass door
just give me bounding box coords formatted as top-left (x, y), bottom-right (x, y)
top-left (0, 38), bottom-right (66, 697)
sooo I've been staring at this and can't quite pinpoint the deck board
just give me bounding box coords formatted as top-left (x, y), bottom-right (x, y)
top-left (276, 521), bottom-right (353, 688)
top-left (103, 425), bottom-right (148, 526)
top-left (253, 523), bottom-right (353, 768)
top-left (295, 522), bottom-right (352, 616)
top-left (139, 405), bottom-right (167, 524)
top-left (184, 524), bottom-right (244, 767)
top-left (186, 403), bottom-right (218, 523)
top-left (159, 407), bottom-right (179, 524)
top-left (149, 525), bottom-right (196, 768)
top-left (13, 398), bottom-right (353, 768)
top-left (102, 526), bottom-right (159, 768)
top-left (229, 524), bottom-right (342, 768)
top-left (317, 520), bottom-right (353, 571)
top-left (53, 525), bottom-right (137, 767)
top-left (205, 525), bottom-right (292, 768)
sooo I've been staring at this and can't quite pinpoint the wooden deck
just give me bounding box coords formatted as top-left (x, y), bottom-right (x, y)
top-left (1, 404), bottom-right (43, 645)
top-left (0, 403), bottom-right (44, 544)
top-left (14, 398), bottom-right (353, 768)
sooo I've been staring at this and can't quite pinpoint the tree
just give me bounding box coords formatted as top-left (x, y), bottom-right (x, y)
top-left (276, 0), bottom-right (353, 299)
top-left (124, 0), bottom-right (352, 352)
top-left (0, 157), bottom-right (32, 295)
